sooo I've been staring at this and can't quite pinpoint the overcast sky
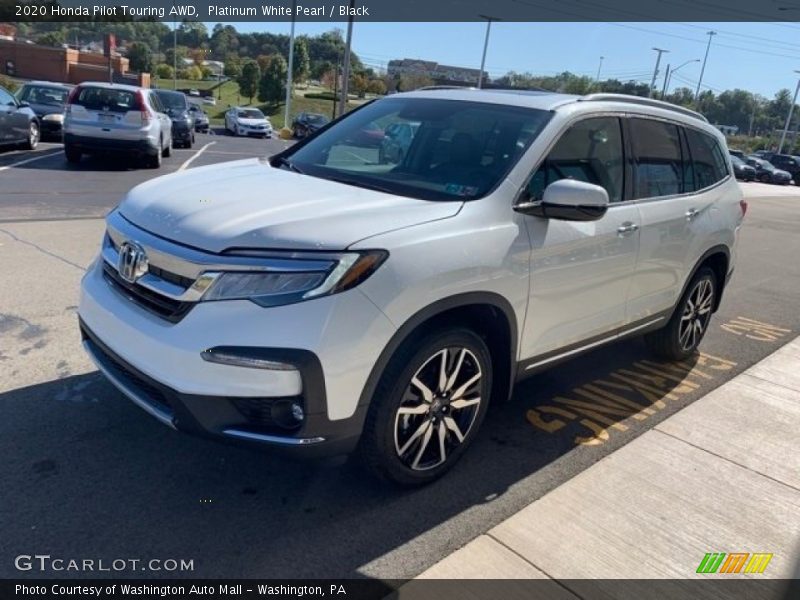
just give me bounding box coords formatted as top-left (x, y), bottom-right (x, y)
top-left (216, 22), bottom-right (800, 98)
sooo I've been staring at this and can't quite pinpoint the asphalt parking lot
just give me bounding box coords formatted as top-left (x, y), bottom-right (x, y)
top-left (1, 134), bottom-right (799, 580)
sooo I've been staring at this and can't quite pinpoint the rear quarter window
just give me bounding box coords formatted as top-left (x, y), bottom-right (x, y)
top-left (685, 128), bottom-right (729, 189)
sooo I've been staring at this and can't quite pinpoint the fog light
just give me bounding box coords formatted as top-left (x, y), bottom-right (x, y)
top-left (271, 399), bottom-right (304, 429)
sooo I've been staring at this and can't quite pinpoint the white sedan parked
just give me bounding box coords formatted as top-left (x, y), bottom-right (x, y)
top-left (224, 107), bottom-right (273, 138)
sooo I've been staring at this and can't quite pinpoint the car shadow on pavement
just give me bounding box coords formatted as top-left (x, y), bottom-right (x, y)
top-left (0, 338), bottom-right (702, 579)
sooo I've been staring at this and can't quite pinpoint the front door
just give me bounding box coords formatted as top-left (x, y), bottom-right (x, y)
top-left (519, 116), bottom-right (640, 363)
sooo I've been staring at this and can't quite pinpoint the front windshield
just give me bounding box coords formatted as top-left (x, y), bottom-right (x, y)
top-left (284, 98), bottom-right (552, 201)
top-left (19, 85), bottom-right (69, 106)
top-left (155, 92), bottom-right (187, 111)
top-left (238, 109), bottom-right (264, 120)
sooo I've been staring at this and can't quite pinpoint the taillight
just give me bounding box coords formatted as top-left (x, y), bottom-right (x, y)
top-left (65, 86), bottom-right (80, 115)
top-left (136, 90), bottom-right (152, 125)
top-left (740, 199), bottom-right (748, 218)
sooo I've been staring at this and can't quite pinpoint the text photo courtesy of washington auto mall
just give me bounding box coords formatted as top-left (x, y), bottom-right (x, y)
top-left (0, 0), bottom-right (799, 599)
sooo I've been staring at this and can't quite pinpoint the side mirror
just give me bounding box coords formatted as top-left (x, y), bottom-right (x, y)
top-left (16, 100), bottom-right (29, 108)
top-left (515, 179), bottom-right (609, 222)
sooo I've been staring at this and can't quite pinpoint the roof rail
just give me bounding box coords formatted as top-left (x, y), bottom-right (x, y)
top-left (417, 85), bottom-right (477, 91)
top-left (578, 93), bottom-right (708, 123)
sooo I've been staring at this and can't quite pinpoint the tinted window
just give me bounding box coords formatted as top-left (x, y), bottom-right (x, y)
top-left (153, 91), bottom-right (187, 111)
top-left (18, 85), bottom-right (69, 106)
top-left (630, 118), bottom-right (683, 198)
top-left (73, 87), bottom-right (137, 113)
top-left (685, 128), bottom-right (729, 189)
top-left (287, 98), bottom-right (551, 201)
top-left (527, 117), bottom-right (624, 202)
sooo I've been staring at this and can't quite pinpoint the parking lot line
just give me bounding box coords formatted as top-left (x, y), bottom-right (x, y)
top-left (0, 149), bottom-right (62, 172)
top-left (179, 141), bottom-right (216, 172)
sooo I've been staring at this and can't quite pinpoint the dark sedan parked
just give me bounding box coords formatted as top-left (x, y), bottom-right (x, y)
top-left (0, 85), bottom-right (39, 150)
top-left (746, 157), bottom-right (792, 185)
top-left (15, 81), bottom-right (72, 139)
top-left (765, 154), bottom-right (800, 184)
top-left (152, 89), bottom-right (195, 148)
top-left (188, 105), bottom-right (209, 133)
top-left (730, 155), bottom-right (756, 181)
top-left (292, 112), bottom-right (330, 138)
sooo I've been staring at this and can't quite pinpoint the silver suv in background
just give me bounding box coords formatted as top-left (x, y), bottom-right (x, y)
top-left (63, 82), bottom-right (172, 168)
top-left (79, 90), bottom-right (745, 486)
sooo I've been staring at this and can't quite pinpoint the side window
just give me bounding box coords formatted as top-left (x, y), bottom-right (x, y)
top-left (149, 93), bottom-right (163, 113)
top-left (685, 128), bottom-right (729, 189)
top-left (527, 117), bottom-right (624, 202)
top-left (629, 118), bottom-right (683, 199)
top-left (0, 88), bottom-right (15, 106)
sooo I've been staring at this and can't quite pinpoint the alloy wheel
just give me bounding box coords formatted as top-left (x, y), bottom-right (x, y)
top-left (393, 347), bottom-right (483, 471)
top-left (29, 122), bottom-right (39, 148)
top-left (678, 277), bottom-right (714, 352)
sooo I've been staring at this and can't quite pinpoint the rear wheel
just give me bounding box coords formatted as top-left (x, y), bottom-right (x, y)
top-left (759, 173), bottom-right (771, 184)
top-left (146, 142), bottom-right (162, 169)
top-left (23, 121), bottom-right (39, 150)
top-left (162, 138), bottom-right (171, 157)
top-left (645, 267), bottom-right (717, 361)
top-left (358, 328), bottom-right (492, 486)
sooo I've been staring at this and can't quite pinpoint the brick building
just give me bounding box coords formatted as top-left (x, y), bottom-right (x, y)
top-left (0, 39), bottom-right (149, 87)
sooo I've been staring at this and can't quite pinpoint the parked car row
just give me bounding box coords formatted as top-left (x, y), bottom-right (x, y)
top-left (0, 80), bottom-right (222, 169)
top-left (729, 148), bottom-right (796, 185)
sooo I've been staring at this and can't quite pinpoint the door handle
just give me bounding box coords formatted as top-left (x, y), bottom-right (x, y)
top-left (617, 222), bottom-right (639, 235)
top-left (685, 208), bottom-right (700, 221)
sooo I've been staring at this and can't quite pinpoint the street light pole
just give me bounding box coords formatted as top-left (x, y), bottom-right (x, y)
top-left (660, 64), bottom-right (670, 99)
top-left (338, 0), bottom-right (354, 117)
top-left (595, 56), bottom-right (604, 82)
top-left (477, 16), bottom-right (495, 89)
top-left (778, 70), bottom-right (800, 154)
top-left (663, 58), bottom-right (700, 98)
top-left (649, 47), bottom-right (669, 97)
top-left (694, 31), bottom-right (717, 105)
top-left (284, 0), bottom-right (296, 130)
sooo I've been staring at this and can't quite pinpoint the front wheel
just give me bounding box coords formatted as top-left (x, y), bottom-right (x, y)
top-left (358, 328), bottom-right (492, 486)
top-left (645, 267), bottom-right (717, 361)
top-left (64, 144), bottom-right (81, 164)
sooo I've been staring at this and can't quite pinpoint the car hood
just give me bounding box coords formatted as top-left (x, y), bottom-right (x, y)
top-left (236, 118), bottom-right (270, 127)
top-left (29, 102), bottom-right (64, 116)
top-left (118, 158), bottom-right (462, 253)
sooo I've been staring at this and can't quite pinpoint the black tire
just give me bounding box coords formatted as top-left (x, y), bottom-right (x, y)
top-left (162, 138), bottom-right (171, 157)
top-left (645, 267), bottom-right (717, 361)
top-left (64, 145), bottom-right (81, 164)
top-left (358, 327), bottom-right (493, 486)
top-left (146, 145), bottom-right (162, 169)
top-left (23, 120), bottom-right (40, 150)
top-left (759, 173), bottom-right (771, 184)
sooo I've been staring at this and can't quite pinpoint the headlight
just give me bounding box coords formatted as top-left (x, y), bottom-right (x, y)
top-left (42, 113), bottom-right (64, 122)
top-left (202, 250), bottom-right (387, 307)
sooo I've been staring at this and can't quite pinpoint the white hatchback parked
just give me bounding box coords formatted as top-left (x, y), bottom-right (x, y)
top-left (79, 90), bottom-right (745, 485)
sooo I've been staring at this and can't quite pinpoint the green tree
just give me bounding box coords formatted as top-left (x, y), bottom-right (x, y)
top-left (164, 45), bottom-right (189, 70)
top-left (36, 31), bottom-right (65, 47)
top-left (367, 79), bottom-right (387, 95)
top-left (155, 63), bottom-right (174, 80)
top-left (127, 42), bottom-right (152, 74)
top-left (258, 55), bottom-right (287, 105)
top-left (223, 54), bottom-right (242, 79)
top-left (238, 60), bottom-right (261, 104)
top-left (292, 37), bottom-right (311, 85)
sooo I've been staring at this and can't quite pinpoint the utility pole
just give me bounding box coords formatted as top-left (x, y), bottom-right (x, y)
top-left (172, 8), bottom-right (177, 90)
top-left (660, 64), bottom-right (670, 99)
top-left (284, 0), bottom-right (297, 131)
top-left (694, 31), bottom-right (717, 105)
top-left (649, 48), bottom-right (669, 98)
top-left (478, 16), bottom-right (496, 89)
top-left (778, 70), bottom-right (800, 154)
top-left (749, 97), bottom-right (757, 137)
top-left (338, 0), bottom-right (354, 117)
top-left (595, 56), bottom-right (604, 82)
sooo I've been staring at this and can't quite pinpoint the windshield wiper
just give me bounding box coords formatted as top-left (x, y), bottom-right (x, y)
top-left (324, 174), bottom-right (395, 194)
top-left (272, 156), bottom-right (304, 174)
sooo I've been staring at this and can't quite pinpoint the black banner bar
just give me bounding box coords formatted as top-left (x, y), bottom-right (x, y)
top-left (3, 0), bottom-right (800, 22)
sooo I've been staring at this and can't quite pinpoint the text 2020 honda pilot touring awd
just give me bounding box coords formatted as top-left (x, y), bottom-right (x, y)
top-left (79, 89), bottom-right (745, 485)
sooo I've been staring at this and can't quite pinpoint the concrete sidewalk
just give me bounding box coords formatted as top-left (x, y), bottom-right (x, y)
top-left (416, 338), bottom-right (800, 582)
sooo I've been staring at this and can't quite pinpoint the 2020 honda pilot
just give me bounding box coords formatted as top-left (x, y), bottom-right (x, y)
top-left (79, 90), bottom-right (745, 485)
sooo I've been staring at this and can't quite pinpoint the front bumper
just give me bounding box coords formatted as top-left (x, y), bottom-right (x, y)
top-left (78, 255), bottom-right (396, 457)
top-left (172, 125), bottom-right (193, 142)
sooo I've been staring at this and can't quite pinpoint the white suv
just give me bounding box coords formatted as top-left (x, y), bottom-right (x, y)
top-left (79, 90), bottom-right (745, 485)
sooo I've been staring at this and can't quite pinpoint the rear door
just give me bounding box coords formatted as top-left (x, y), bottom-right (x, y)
top-left (519, 116), bottom-right (641, 359)
top-left (66, 86), bottom-right (144, 141)
top-left (626, 118), bottom-right (727, 322)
